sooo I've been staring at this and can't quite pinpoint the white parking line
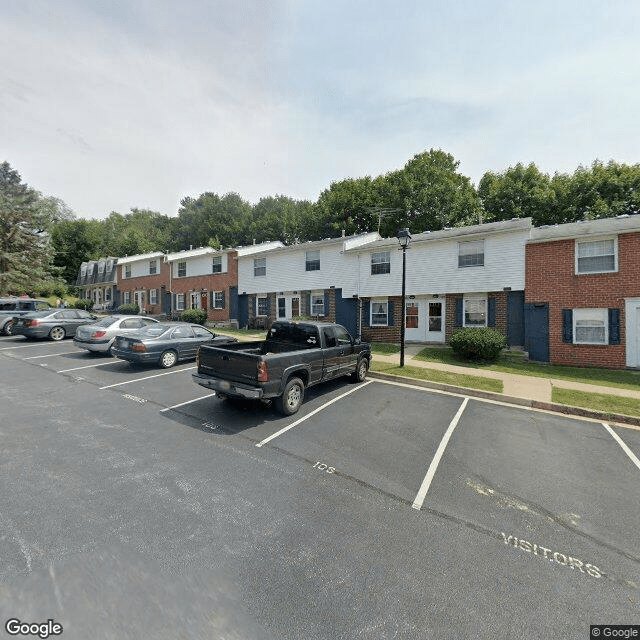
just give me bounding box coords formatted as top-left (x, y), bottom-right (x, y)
top-left (412, 397), bottom-right (469, 511)
top-left (23, 352), bottom-right (79, 360)
top-left (57, 362), bottom-right (115, 373)
top-left (256, 380), bottom-right (373, 448)
top-left (99, 366), bottom-right (196, 389)
top-left (0, 342), bottom-right (71, 351)
top-left (160, 393), bottom-right (217, 412)
top-left (602, 422), bottom-right (640, 472)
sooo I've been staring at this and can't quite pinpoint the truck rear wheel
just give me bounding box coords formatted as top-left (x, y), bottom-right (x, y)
top-left (352, 357), bottom-right (368, 382)
top-left (275, 377), bottom-right (304, 416)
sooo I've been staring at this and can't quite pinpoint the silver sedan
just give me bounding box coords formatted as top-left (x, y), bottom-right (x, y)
top-left (73, 315), bottom-right (159, 355)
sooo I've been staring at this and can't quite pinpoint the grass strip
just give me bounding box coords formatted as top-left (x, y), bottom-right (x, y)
top-left (370, 343), bottom-right (401, 355)
top-left (414, 347), bottom-right (640, 392)
top-left (371, 361), bottom-right (503, 393)
top-left (552, 387), bottom-right (640, 418)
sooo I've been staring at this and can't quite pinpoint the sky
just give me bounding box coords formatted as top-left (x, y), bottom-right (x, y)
top-left (2, 0), bottom-right (639, 220)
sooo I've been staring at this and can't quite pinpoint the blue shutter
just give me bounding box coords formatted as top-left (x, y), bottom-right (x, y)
top-left (171, 293), bottom-right (176, 312)
top-left (562, 309), bottom-right (573, 343)
top-left (209, 291), bottom-right (214, 309)
top-left (306, 293), bottom-right (311, 315)
top-left (608, 308), bottom-right (620, 345)
top-left (388, 301), bottom-right (394, 326)
top-left (488, 298), bottom-right (496, 327)
top-left (362, 300), bottom-right (370, 327)
top-left (324, 291), bottom-right (330, 317)
top-left (455, 299), bottom-right (463, 327)
top-left (221, 291), bottom-right (226, 309)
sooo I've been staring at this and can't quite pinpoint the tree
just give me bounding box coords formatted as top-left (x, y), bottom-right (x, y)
top-left (249, 196), bottom-right (316, 244)
top-left (50, 218), bottom-right (103, 284)
top-left (0, 162), bottom-right (65, 295)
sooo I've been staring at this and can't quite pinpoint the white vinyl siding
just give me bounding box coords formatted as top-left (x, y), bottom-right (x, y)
top-left (575, 238), bottom-right (617, 274)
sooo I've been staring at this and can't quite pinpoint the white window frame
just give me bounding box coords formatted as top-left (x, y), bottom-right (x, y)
top-left (305, 250), bottom-right (320, 271)
top-left (458, 240), bottom-right (485, 268)
top-left (370, 298), bottom-right (388, 326)
top-left (212, 256), bottom-right (222, 273)
top-left (149, 259), bottom-right (157, 275)
top-left (149, 289), bottom-right (157, 305)
top-left (124, 265), bottom-right (131, 279)
top-left (371, 251), bottom-right (391, 275)
top-left (463, 295), bottom-right (487, 328)
top-left (311, 293), bottom-right (325, 316)
top-left (256, 295), bottom-right (268, 316)
top-left (176, 293), bottom-right (185, 311)
top-left (573, 308), bottom-right (608, 345)
top-left (575, 237), bottom-right (618, 275)
top-left (123, 291), bottom-right (131, 304)
top-left (105, 288), bottom-right (112, 302)
top-left (97, 260), bottom-right (105, 274)
top-left (213, 291), bottom-right (224, 309)
top-left (254, 257), bottom-right (266, 277)
top-left (177, 261), bottom-right (187, 278)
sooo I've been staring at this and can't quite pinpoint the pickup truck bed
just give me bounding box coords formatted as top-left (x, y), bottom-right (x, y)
top-left (193, 321), bottom-right (371, 415)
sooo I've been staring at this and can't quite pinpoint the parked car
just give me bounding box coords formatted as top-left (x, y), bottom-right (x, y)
top-left (111, 322), bottom-right (238, 368)
top-left (0, 297), bottom-right (53, 335)
top-left (73, 315), bottom-right (159, 355)
top-left (11, 309), bottom-right (97, 341)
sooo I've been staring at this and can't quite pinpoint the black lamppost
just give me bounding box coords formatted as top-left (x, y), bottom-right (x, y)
top-left (397, 228), bottom-right (412, 367)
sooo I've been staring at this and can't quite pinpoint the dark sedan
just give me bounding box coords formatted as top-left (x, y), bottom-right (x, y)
top-left (111, 322), bottom-right (238, 368)
top-left (12, 309), bottom-right (98, 341)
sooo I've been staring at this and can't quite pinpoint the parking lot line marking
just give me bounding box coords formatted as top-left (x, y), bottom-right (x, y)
top-left (412, 397), bottom-right (469, 511)
top-left (0, 343), bottom-right (73, 351)
top-left (99, 366), bottom-right (197, 389)
top-left (57, 362), bottom-right (115, 373)
top-left (602, 422), bottom-right (640, 473)
top-left (160, 393), bottom-right (217, 412)
top-left (255, 380), bottom-right (373, 448)
top-left (23, 351), bottom-right (79, 359)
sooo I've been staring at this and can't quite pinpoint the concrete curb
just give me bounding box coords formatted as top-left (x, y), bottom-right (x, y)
top-left (368, 371), bottom-right (640, 428)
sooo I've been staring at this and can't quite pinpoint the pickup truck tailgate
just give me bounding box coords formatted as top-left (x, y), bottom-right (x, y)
top-left (198, 342), bottom-right (262, 384)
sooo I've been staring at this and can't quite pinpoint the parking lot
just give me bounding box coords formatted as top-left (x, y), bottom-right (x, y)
top-left (1, 334), bottom-right (639, 639)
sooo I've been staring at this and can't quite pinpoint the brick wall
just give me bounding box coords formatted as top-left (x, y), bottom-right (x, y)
top-left (118, 262), bottom-right (171, 315)
top-left (361, 296), bottom-right (402, 344)
top-left (526, 233), bottom-right (640, 368)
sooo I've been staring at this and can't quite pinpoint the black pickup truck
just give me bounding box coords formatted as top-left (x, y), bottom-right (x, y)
top-left (193, 321), bottom-right (371, 415)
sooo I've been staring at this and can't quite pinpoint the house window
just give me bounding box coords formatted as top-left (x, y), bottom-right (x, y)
top-left (257, 296), bottom-right (268, 316)
top-left (311, 294), bottom-right (324, 316)
top-left (576, 238), bottom-right (617, 274)
top-left (458, 240), bottom-right (484, 267)
top-left (371, 300), bottom-right (388, 326)
top-left (98, 260), bottom-right (105, 274)
top-left (573, 308), bottom-right (608, 344)
top-left (105, 288), bottom-right (112, 302)
top-left (305, 251), bottom-right (320, 271)
top-left (371, 252), bottom-right (391, 275)
top-left (124, 265), bottom-right (131, 279)
top-left (464, 295), bottom-right (487, 327)
top-left (177, 261), bottom-right (186, 277)
top-left (212, 256), bottom-right (222, 273)
top-left (176, 294), bottom-right (185, 311)
top-left (254, 258), bottom-right (266, 277)
top-left (149, 260), bottom-right (157, 275)
top-left (123, 291), bottom-right (131, 304)
top-left (213, 291), bottom-right (224, 309)
top-left (106, 259), bottom-right (113, 272)
top-left (149, 289), bottom-right (157, 305)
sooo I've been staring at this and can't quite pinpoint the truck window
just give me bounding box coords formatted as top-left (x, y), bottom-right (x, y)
top-left (334, 326), bottom-right (352, 346)
top-left (323, 328), bottom-right (337, 348)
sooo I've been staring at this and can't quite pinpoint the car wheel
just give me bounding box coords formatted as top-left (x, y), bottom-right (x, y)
top-left (49, 326), bottom-right (66, 341)
top-left (275, 377), bottom-right (304, 416)
top-left (352, 357), bottom-right (369, 382)
top-left (159, 350), bottom-right (178, 368)
top-left (3, 320), bottom-right (13, 336)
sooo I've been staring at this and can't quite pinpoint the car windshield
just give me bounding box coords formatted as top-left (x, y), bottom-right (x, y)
top-left (94, 317), bottom-right (119, 328)
top-left (139, 325), bottom-right (171, 337)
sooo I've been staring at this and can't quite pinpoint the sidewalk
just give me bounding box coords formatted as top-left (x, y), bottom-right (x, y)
top-left (371, 344), bottom-right (640, 427)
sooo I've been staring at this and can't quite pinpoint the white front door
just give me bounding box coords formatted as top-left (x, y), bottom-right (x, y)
top-left (625, 298), bottom-right (640, 367)
top-left (427, 300), bottom-right (445, 342)
top-left (134, 291), bottom-right (145, 312)
top-left (404, 297), bottom-right (446, 343)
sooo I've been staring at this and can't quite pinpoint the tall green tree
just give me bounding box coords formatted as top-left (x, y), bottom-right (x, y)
top-left (0, 162), bottom-right (66, 295)
top-left (249, 196), bottom-right (316, 244)
top-left (50, 218), bottom-right (103, 284)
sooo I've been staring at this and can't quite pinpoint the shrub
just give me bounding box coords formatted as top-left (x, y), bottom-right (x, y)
top-left (73, 299), bottom-right (94, 311)
top-left (118, 303), bottom-right (140, 315)
top-left (449, 327), bottom-right (507, 362)
top-left (180, 308), bottom-right (207, 325)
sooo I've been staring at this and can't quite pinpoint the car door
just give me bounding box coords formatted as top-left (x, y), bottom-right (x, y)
top-left (56, 310), bottom-right (79, 335)
top-left (192, 326), bottom-right (214, 350)
top-left (321, 326), bottom-right (342, 379)
top-left (334, 325), bottom-right (358, 374)
top-left (170, 325), bottom-right (197, 360)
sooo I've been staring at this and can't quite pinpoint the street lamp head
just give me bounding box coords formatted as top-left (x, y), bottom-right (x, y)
top-left (397, 228), bottom-right (411, 248)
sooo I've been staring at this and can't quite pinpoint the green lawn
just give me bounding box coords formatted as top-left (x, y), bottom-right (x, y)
top-left (371, 361), bottom-right (503, 394)
top-left (552, 387), bottom-right (640, 419)
top-left (413, 346), bottom-right (640, 392)
top-left (370, 343), bottom-right (401, 355)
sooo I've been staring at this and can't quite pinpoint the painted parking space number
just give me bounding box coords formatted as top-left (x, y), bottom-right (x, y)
top-left (313, 461), bottom-right (336, 474)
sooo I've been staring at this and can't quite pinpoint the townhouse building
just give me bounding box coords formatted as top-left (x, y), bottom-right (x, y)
top-left (525, 214), bottom-right (640, 368)
top-left (75, 257), bottom-right (118, 311)
top-left (235, 233), bottom-right (380, 334)
top-left (117, 251), bottom-right (169, 315)
top-left (342, 219), bottom-right (532, 345)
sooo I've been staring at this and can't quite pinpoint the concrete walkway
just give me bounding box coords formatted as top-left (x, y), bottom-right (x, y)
top-left (373, 344), bottom-right (640, 403)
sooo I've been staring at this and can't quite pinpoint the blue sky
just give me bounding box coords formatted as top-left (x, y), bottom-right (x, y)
top-left (1, 0), bottom-right (639, 219)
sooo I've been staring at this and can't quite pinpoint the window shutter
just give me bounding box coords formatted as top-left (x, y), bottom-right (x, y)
top-left (388, 301), bottom-right (394, 326)
top-left (265, 297), bottom-right (271, 314)
top-left (324, 291), bottom-right (330, 317)
top-left (562, 309), bottom-right (573, 343)
top-left (210, 291), bottom-right (214, 309)
top-left (221, 291), bottom-right (226, 310)
top-left (455, 299), bottom-right (463, 327)
top-left (608, 308), bottom-right (620, 345)
top-left (362, 300), bottom-right (370, 327)
top-left (305, 294), bottom-right (311, 315)
top-left (488, 298), bottom-right (496, 327)
top-left (171, 293), bottom-right (176, 311)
